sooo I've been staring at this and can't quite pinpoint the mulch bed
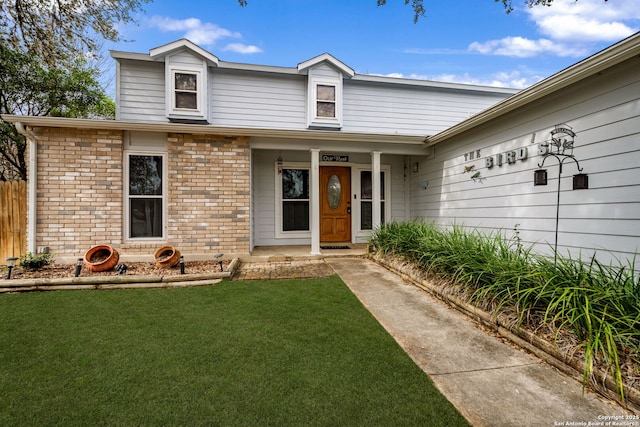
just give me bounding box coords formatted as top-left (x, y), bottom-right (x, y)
top-left (6, 260), bottom-right (231, 280)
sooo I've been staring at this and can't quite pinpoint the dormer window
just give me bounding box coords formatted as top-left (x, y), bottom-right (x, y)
top-left (308, 76), bottom-right (342, 129)
top-left (150, 41), bottom-right (217, 124)
top-left (174, 72), bottom-right (198, 110)
top-left (170, 68), bottom-right (203, 115)
top-left (298, 53), bottom-right (353, 130)
top-left (316, 84), bottom-right (336, 118)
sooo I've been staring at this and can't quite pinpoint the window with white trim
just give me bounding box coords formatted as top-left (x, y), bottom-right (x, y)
top-left (316, 84), bottom-right (336, 118)
top-left (308, 76), bottom-right (342, 129)
top-left (281, 168), bottom-right (310, 232)
top-left (169, 68), bottom-right (204, 117)
top-left (125, 153), bottom-right (166, 239)
top-left (174, 72), bottom-right (198, 110)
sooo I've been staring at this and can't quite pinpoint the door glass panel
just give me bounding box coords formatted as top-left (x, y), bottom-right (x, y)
top-left (327, 174), bottom-right (341, 210)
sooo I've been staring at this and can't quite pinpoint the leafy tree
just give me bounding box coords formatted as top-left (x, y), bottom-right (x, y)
top-left (0, 45), bottom-right (115, 181)
top-left (0, 0), bottom-right (145, 181)
top-left (0, 0), bottom-right (150, 64)
top-left (238, 0), bottom-right (607, 23)
top-left (376, 0), bottom-right (609, 22)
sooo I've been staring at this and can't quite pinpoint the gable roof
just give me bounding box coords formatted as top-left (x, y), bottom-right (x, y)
top-left (425, 31), bottom-right (640, 147)
top-left (297, 53), bottom-right (355, 78)
top-left (149, 38), bottom-right (220, 66)
top-left (111, 41), bottom-right (515, 95)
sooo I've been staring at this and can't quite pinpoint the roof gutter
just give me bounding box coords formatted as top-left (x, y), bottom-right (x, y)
top-left (13, 122), bottom-right (37, 255)
top-left (0, 115), bottom-right (428, 146)
top-left (425, 31), bottom-right (640, 147)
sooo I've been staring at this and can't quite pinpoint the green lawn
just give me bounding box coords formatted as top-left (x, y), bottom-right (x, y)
top-left (0, 275), bottom-right (468, 426)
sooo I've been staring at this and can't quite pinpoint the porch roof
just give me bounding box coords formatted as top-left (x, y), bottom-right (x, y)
top-left (2, 115), bottom-right (431, 155)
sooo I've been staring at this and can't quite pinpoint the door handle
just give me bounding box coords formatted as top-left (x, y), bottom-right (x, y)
top-left (347, 207), bottom-right (351, 214)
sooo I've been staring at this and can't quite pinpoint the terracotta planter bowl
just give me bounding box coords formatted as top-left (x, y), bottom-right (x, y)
top-left (154, 245), bottom-right (181, 268)
top-left (84, 245), bottom-right (120, 272)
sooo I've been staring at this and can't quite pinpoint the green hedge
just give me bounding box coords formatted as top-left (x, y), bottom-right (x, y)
top-left (371, 220), bottom-right (640, 400)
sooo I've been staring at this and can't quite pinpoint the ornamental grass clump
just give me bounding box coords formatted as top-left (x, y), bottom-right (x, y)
top-left (370, 220), bottom-right (640, 401)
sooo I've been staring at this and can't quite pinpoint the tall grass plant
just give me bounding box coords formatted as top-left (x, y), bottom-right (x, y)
top-left (371, 220), bottom-right (640, 401)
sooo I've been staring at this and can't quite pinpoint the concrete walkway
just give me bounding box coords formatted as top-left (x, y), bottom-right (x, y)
top-left (327, 257), bottom-right (633, 427)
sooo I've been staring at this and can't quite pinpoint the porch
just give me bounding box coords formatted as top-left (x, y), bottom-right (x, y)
top-left (246, 244), bottom-right (369, 262)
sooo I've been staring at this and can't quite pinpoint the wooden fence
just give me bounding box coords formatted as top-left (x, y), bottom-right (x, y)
top-left (0, 180), bottom-right (27, 264)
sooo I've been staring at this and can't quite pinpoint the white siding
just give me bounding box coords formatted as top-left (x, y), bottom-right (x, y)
top-left (311, 63), bottom-right (341, 79)
top-left (411, 57), bottom-right (640, 266)
top-left (167, 51), bottom-right (204, 68)
top-left (252, 150), bottom-right (311, 247)
top-left (385, 155), bottom-right (409, 223)
top-left (210, 71), bottom-right (307, 129)
top-left (117, 59), bottom-right (165, 121)
top-left (116, 52), bottom-right (514, 133)
top-left (343, 82), bottom-right (509, 136)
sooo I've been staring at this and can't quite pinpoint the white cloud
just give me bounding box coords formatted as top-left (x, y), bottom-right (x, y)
top-left (529, 0), bottom-right (639, 42)
top-left (223, 43), bottom-right (263, 54)
top-left (374, 70), bottom-right (540, 89)
top-left (469, 36), bottom-right (587, 58)
top-left (147, 16), bottom-right (260, 52)
top-left (469, 0), bottom-right (639, 58)
top-left (431, 71), bottom-right (539, 89)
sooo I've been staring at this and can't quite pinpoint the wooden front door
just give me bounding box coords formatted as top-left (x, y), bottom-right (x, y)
top-left (320, 166), bottom-right (351, 242)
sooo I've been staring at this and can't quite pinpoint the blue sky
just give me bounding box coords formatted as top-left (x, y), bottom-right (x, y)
top-left (109, 0), bottom-right (640, 90)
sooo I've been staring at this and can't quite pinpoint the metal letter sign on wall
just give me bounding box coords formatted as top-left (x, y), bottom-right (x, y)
top-left (485, 147), bottom-right (528, 169)
top-left (322, 154), bottom-right (349, 162)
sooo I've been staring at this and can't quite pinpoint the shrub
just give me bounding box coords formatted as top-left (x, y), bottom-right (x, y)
top-left (19, 252), bottom-right (53, 270)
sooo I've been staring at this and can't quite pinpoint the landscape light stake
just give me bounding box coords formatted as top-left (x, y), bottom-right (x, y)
top-left (6, 257), bottom-right (18, 280)
top-left (180, 256), bottom-right (185, 275)
top-left (74, 258), bottom-right (83, 277)
top-left (215, 253), bottom-right (224, 272)
top-left (535, 125), bottom-right (588, 263)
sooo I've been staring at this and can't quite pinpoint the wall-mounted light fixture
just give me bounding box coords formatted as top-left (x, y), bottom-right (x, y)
top-left (5, 257), bottom-right (18, 280)
top-left (412, 162), bottom-right (419, 173)
top-left (277, 153), bottom-right (283, 174)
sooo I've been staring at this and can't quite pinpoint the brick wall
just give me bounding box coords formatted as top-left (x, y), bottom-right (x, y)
top-left (165, 133), bottom-right (250, 255)
top-left (33, 127), bottom-right (123, 257)
top-left (30, 127), bottom-right (251, 261)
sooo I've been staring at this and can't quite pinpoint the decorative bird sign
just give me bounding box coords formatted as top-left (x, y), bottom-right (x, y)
top-left (463, 165), bottom-right (475, 173)
top-left (470, 171), bottom-right (483, 183)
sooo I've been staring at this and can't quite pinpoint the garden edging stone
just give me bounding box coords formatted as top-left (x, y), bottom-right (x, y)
top-left (0, 258), bottom-right (240, 293)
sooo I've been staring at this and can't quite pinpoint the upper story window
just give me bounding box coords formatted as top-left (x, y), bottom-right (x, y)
top-left (316, 84), bottom-right (336, 118)
top-left (174, 72), bottom-right (198, 110)
top-left (307, 76), bottom-right (342, 129)
top-left (170, 68), bottom-right (203, 116)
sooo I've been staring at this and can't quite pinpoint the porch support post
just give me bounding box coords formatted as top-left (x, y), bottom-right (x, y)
top-left (310, 148), bottom-right (321, 255)
top-left (371, 151), bottom-right (382, 230)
